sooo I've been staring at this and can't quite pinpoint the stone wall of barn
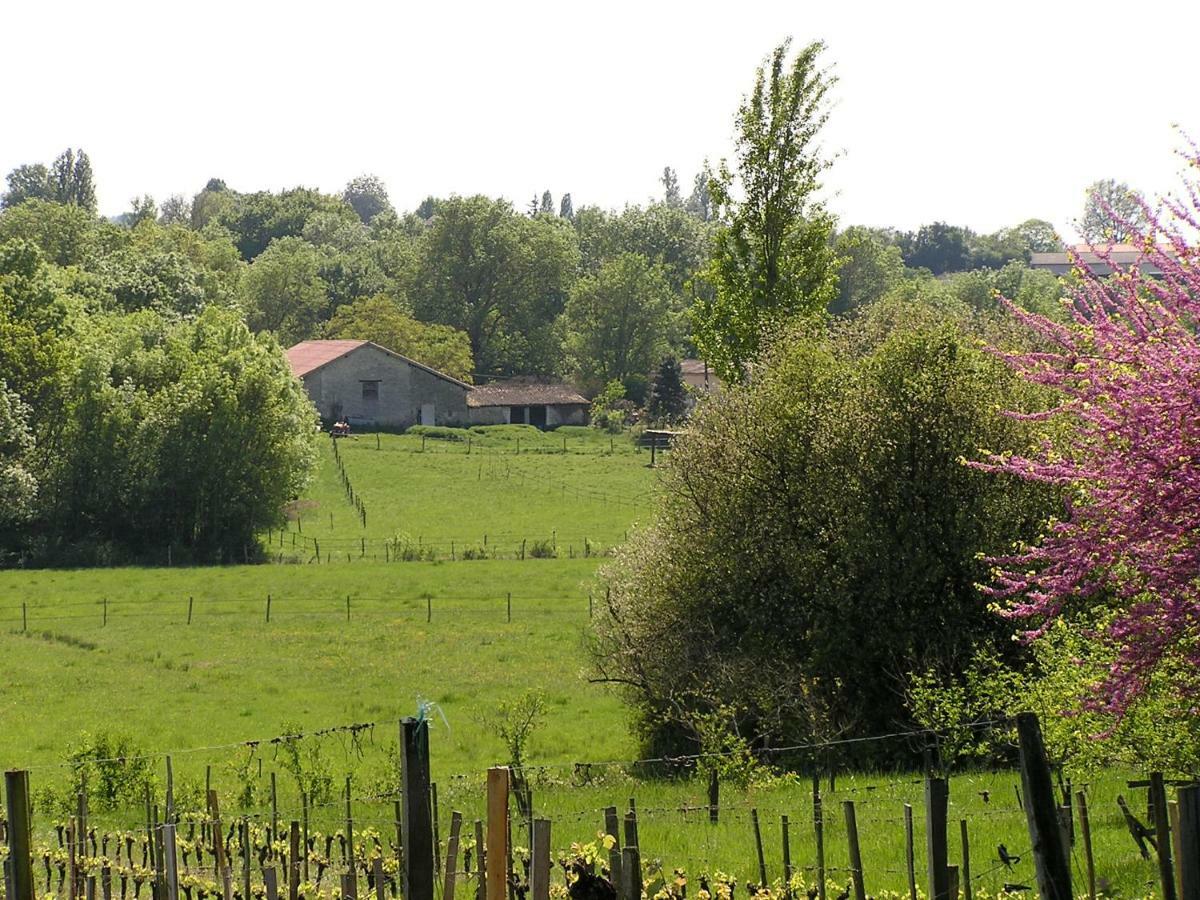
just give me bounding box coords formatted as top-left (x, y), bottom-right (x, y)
top-left (302, 345), bottom-right (469, 428)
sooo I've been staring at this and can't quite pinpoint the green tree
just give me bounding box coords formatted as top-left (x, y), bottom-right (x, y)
top-left (1079, 178), bottom-right (1146, 243)
top-left (49, 149), bottom-right (97, 212)
top-left (1, 164), bottom-right (52, 208)
top-left (242, 237), bottom-right (329, 344)
top-left (0, 199), bottom-right (102, 267)
top-left (0, 381), bottom-right (37, 550)
top-left (591, 305), bottom-right (1055, 759)
top-left (158, 194), bottom-right (191, 227)
top-left (1009, 218), bottom-right (1062, 253)
top-left (692, 40), bottom-right (840, 382)
top-left (685, 163), bottom-right (715, 222)
top-left (539, 190), bottom-right (554, 215)
top-left (559, 193), bottom-right (574, 221)
top-left (829, 226), bottom-right (905, 315)
top-left (899, 222), bottom-right (971, 274)
top-left (565, 253), bottom-right (672, 389)
top-left (46, 307), bottom-right (318, 562)
top-left (646, 356), bottom-right (687, 423)
top-left (125, 195), bottom-right (158, 228)
top-left (342, 175), bottom-right (394, 224)
top-left (216, 187), bottom-right (358, 261)
top-left (324, 294), bottom-right (474, 381)
top-left (406, 195), bottom-right (578, 374)
top-left (661, 167), bottom-right (682, 208)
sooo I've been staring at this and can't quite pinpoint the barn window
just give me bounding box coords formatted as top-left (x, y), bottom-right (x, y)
top-left (361, 380), bottom-right (380, 401)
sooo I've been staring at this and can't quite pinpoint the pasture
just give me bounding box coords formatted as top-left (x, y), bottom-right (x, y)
top-left (0, 427), bottom-right (1174, 897)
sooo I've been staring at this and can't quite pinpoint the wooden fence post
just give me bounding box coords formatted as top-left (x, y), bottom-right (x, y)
top-left (1151, 773), bottom-right (1179, 900)
top-left (905, 803), bottom-right (918, 900)
top-left (1170, 801), bottom-right (1184, 900)
top-left (844, 801), bottom-right (865, 900)
top-left (751, 808), bottom-right (767, 888)
top-left (241, 820), bottom-right (252, 900)
top-left (162, 823), bottom-right (179, 900)
top-left (1075, 791), bottom-right (1095, 900)
top-left (925, 776), bottom-right (949, 900)
top-left (1016, 712), bottom-right (1072, 900)
top-left (344, 778), bottom-right (358, 900)
top-left (1179, 785), bottom-right (1200, 900)
top-left (289, 821), bottom-right (300, 900)
top-left (5, 770), bottom-right (34, 900)
top-left (782, 814), bottom-right (792, 892)
top-left (187, 597), bottom-right (193, 625)
top-left (621, 846), bottom-right (641, 900)
top-left (530, 819), bottom-right (551, 900)
top-left (474, 821), bottom-right (485, 900)
top-left (604, 807), bottom-right (622, 897)
top-left (813, 774), bottom-right (826, 900)
top-left (708, 770), bottom-right (719, 824)
top-left (485, 768), bottom-right (509, 900)
top-left (443, 812), bottom-right (463, 900)
top-left (959, 820), bottom-right (972, 900)
top-left (402, 719), bottom-right (435, 900)
top-left (431, 783), bottom-right (442, 878)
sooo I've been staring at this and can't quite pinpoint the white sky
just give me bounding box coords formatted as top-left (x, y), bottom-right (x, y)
top-left (2, 0), bottom-right (1197, 240)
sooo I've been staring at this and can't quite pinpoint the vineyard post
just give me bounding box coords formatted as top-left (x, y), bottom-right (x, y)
top-left (102, 865), bottom-right (111, 900)
top-left (506, 593), bottom-right (511, 623)
top-left (959, 820), bottom-right (972, 900)
top-left (241, 820), bottom-right (251, 900)
top-left (485, 768), bottom-right (508, 900)
top-left (344, 777), bottom-right (358, 900)
top-left (782, 814), bottom-right (792, 892)
top-left (620, 846), bottom-right (641, 900)
top-left (165, 757), bottom-right (174, 824)
top-left (1180, 786), bottom-right (1200, 900)
top-left (187, 597), bottom-right (193, 626)
top-left (812, 774), bottom-right (826, 900)
top-left (302, 796), bottom-right (311, 883)
top-left (924, 775), bottom-right (949, 900)
top-left (271, 773), bottom-right (278, 853)
top-left (530, 819), bottom-right (550, 900)
top-left (1075, 791), bottom-right (1095, 900)
top-left (604, 807), bottom-right (622, 896)
top-left (432, 782), bottom-right (442, 877)
top-left (5, 770), bottom-right (34, 900)
top-left (266, 594), bottom-right (271, 624)
top-left (752, 808), bottom-right (767, 888)
top-left (402, 719), bottom-right (435, 900)
top-left (1151, 773), bottom-right (1179, 900)
top-left (904, 803), bottom-right (917, 900)
top-left (393, 801), bottom-right (404, 887)
top-left (1016, 712), bottom-right (1071, 900)
top-left (102, 597), bottom-right (107, 627)
top-left (443, 812), bottom-right (463, 900)
top-left (21, 602), bottom-right (26, 632)
top-left (1170, 801), bottom-right (1185, 900)
top-left (162, 823), bottom-right (179, 900)
top-left (206, 790), bottom-right (232, 900)
top-left (844, 801), bottom-right (865, 900)
top-left (289, 821), bottom-right (300, 900)
top-left (623, 809), bottom-right (638, 851)
top-left (473, 821), bottom-right (485, 900)
top-left (264, 868), bottom-right (279, 900)
top-left (373, 858), bottom-right (386, 900)
top-left (67, 819), bottom-right (77, 900)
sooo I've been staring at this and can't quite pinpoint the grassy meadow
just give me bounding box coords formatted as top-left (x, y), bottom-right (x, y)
top-left (0, 425), bottom-right (1169, 896)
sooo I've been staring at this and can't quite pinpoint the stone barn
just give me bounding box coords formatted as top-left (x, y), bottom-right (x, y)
top-left (287, 339), bottom-right (470, 428)
top-left (467, 380), bottom-right (589, 429)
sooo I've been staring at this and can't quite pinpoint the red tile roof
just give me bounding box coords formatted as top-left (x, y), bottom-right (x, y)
top-left (287, 340), bottom-right (368, 377)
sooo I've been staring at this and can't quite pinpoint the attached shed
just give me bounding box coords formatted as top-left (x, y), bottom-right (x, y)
top-left (467, 380), bottom-right (590, 429)
top-left (287, 339), bottom-right (470, 428)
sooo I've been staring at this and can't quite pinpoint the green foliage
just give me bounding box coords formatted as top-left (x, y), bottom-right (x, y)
top-left (592, 307), bottom-right (1057, 761)
top-left (589, 380), bottom-right (629, 433)
top-left (38, 731), bottom-right (155, 815)
top-left (41, 306), bottom-right (319, 563)
top-left (0, 381), bottom-right (37, 546)
top-left (324, 294), bottom-right (474, 381)
top-left (1079, 178), bottom-right (1146, 243)
top-left (407, 196), bottom-right (579, 375)
top-left (277, 722), bottom-right (336, 805)
top-left (692, 41), bottom-right (840, 382)
top-left (829, 226), bottom-right (904, 315)
top-left (341, 175), bottom-right (394, 224)
top-left (242, 236), bottom-right (329, 344)
top-left (565, 253), bottom-right (672, 390)
top-left (646, 357), bottom-right (687, 424)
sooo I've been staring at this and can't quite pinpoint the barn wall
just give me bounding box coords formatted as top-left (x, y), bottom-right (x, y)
top-left (468, 406), bottom-right (509, 426)
top-left (302, 345), bottom-right (469, 428)
top-left (546, 404), bottom-right (588, 426)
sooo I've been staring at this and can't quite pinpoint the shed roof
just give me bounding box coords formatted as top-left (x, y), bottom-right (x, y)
top-left (467, 380), bottom-right (589, 408)
top-left (286, 340), bottom-right (471, 389)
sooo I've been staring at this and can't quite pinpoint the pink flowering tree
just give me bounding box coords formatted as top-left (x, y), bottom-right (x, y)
top-left (978, 151), bottom-right (1200, 717)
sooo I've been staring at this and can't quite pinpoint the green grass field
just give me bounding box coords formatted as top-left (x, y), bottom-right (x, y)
top-left (0, 427), bottom-right (1170, 896)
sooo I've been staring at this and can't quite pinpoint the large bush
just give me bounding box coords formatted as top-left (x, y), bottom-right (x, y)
top-left (590, 308), bottom-right (1055, 763)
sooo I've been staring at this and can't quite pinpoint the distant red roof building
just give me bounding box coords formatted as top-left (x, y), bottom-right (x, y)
top-left (1030, 243), bottom-right (1177, 277)
top-left (286, 340), bottom-right (369, 378)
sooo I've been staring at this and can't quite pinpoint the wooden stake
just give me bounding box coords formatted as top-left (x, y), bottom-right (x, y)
top-left (844, 801), bottom-right (865, 900)
top-left (708, 770), bottom-right (719, 824)
top-left (905, 804), bottom-right (917, 900)
top-left (474, 820), bottom-right (485, 900)
top-left (752, 808), bottom-right (767, 888)
top-left (620, 846), bottom-right (641, 900)
top-left (1075, 791), bottom-right (1095, 900)
top-left (604, 807), bottom-right (622, 896)
top-left (162, 823), bottom-right (179, 900)
top-left (1016, 713), bottom-right (1072, 900)
top-left (781, 814), bottom-right (792, 893)
top-left (1170, 801), bottom-right (1184, 900)
top-left (959, 820), bottom-right (971, 900)
top-left (443, 812), bottom-right (463, 900)
top-left (289, 821), bottom-right (300, 900)
top-left (530, 819), bottom-right (551, 900)
top-left (401, 719), bottom-right (435, 900)
top-left (5, 770), bottom-right (34, 900)
top-left (345, 778), bottom-right (358, 900)
top-left (1179, 785), bottom-right (1200, 900)
top-left (925, 776), bottom-right (949, 900)
top-left (485, 768), bottom-right (509, 900)
top-left (432, 782), bottom-right (442, 877)
top-left (1151, 773), bottom-right (1179, 900)
top-left (813, 774), bottom-right (826, 900)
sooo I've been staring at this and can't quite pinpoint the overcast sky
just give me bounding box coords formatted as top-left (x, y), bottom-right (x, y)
top-left (2, 0), bottom-right (1196, 239)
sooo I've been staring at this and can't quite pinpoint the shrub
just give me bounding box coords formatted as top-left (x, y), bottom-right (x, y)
top-left (528, 539), bottom-right (557, 559)
top-left (406, 425), bottom-right (470, 442)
